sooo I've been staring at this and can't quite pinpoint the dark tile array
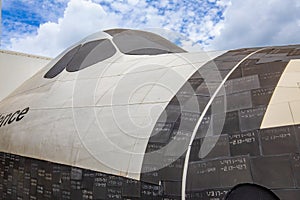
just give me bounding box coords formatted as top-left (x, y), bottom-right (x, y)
top-left (0, 152), bottom-right (172, 200)
top-left (142, 46), bottom-right (300, 199)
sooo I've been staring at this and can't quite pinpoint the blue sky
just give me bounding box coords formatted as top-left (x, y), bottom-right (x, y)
top-left (2, 0), bottom-right (300, 57)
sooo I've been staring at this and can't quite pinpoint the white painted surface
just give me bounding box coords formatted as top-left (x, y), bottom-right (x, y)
top-left (0, 50), bottom-right (51, 101)
top-left (261, 59), bottom-right (300, 129)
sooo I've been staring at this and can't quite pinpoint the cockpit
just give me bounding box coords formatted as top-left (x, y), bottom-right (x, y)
top-left (44, 29), bottom-right (186, 79)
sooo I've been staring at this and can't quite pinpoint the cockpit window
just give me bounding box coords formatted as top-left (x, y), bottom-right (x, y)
top-left (44, 45), bottom-right (81, 79)
top-left (44, 39), bottom-right (116, 78)
top-left (66, 39), bottom-right (116, 72)
top-left (105, 29), bottom-right (186, 55)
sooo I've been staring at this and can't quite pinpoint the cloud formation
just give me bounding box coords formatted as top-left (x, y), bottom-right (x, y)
top-left (210, 0), bottom-right (300, 50)
top-left (6, 0), bottom-right (228, 57)
top-left (4, 0), bottom-right (300, 56)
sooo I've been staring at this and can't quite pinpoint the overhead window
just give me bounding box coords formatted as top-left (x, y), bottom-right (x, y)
top-left (106, 29), bottom-right (186, 55)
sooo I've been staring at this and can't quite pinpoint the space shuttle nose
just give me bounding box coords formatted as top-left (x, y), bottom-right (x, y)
top-left (1, 29), bottom-right (299, 200)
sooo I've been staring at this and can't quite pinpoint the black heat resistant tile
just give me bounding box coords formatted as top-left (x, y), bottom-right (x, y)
top-left (186, 160), bottom-right (220, 191)
top-left (241, 61), bottom-right (286, 77)
top-left (195, 82), bottom-right (219, 97)
top-left (140, 163), bottom-right (161, 185)
top-left (196, 111), bottom-right (237, 138)
top-left (177, 112), bottom-right (200, 132)
top-left (163, 129), bottom-right (192, 157)
top-left (107, 176), bottom-right (123, 187)
top-left (258, 70), bottom-right (285, 87)
top-left (273, 189), bottom-right (300, 200)
top-left (196, 114), bottom-right (212, 139)
top-left (229, 130), bottom-right (260, 156)
top-left (187, 156), bottom-right (252, 191)
top-left (159, 156), bottom-right (184, 181)
top-left (61, 189), bottom-right (71, 199)
top-left (82, 170), bottom-right (95, 189)
top-left (93, 173), bottom-right (107, 199)
top-left (293, 125), bottom-right (300, 151)
top-left (60, 168), bottom-right (71, 190)
top-left (260, 126), bottom-right (298, 155)
top-left (290, 154), bottom-right (300, 188)
top-left (149, 122), bottom-right (175, 144)
top-left (29, 178), bottom-right (37, 195)
top-left (159, 104), bottom-right (181, 123)
top-left (218, 156), bottom-right (252, 187)
top-left (250, 155), bottom-right (294, 189)
top-left (186, 189), bottom-right (230, 200)
top-left (288, 49), bottom-right (300, 56)
top-left (224, 75), bottom-right (260, 95)
top-left (162, 181), bottom-right (181, 196)
top-left (226, 91), bottom-right (253, 112)
top-left (214, 60), bottom-right (239, 71)
top-left (178, 80), bottom-right (202, 96)
top-left (122, 179), bottom-right (141, 198)
top-left (141, 183), bottom-right (161, 200)
top-left (189, 139), bottom-right (201, 162)
top-left (107, 186), bottom-right (122, 199)
top-left (197, 68), bottom-right (227, 83)
top-left (71, 168), bottom-right (82, 181)
top-left (145, 142), bottom-right (165, 153)
top-left (239, 106), bottom-right (267, 132)
top-left (251, 87), bottom-right (275, 107)
top-left (256, 56), bottom-right (286, 64)
top-left (71, 180), bottom-right (82, 190)
top-left (214, 54), bottom-right (247, 62)
top-left (200, 135), bottom-right (230, 159)
top-left (221, 111), bottom-right (240, 135)
top-left (268, 48), bottom-right (294, 54)
top-left (82, 189), bottom-right (93, 200)
top-left (227, 68), bottom-right (242, 80)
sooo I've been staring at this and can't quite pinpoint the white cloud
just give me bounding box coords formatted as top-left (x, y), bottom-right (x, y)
top-left (209, 0), bottom-right (300, 50)
top-left (9, 0), bottom-right (121, 56)
top-left (7, 0), bottom-right (228, 57)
